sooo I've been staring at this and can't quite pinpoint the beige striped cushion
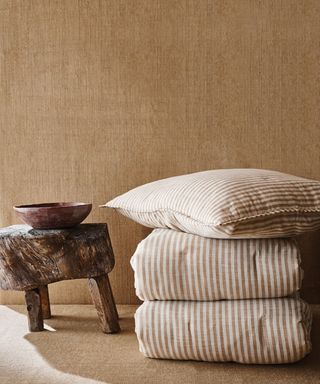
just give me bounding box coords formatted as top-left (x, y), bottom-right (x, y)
top-left (131, 229), bottom-right (302, 301)
top-left (105, 169), bottom-right (320, 238)
top-left (135, 299), bottom-right (312, 364)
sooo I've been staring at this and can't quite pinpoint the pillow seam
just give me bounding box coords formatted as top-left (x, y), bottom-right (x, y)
top-left (106, 205), bottom-right (320, 226)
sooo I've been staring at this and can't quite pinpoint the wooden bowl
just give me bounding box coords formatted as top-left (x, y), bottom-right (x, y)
top-left (13, 202), bottom-right (92, 229)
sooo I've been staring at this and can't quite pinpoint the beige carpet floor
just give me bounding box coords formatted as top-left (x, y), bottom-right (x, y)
top-left (0, 304), bottom-right (319, 384)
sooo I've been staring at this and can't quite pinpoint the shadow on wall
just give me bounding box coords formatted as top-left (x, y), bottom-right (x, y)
top-left (1, 304), bottom-right (320, 384)
top-left (298, 230), bottom-right (320, 304)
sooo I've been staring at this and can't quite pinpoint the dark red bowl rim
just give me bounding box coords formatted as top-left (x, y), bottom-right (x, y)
top-left (14, 202), bottom-right (92, 210)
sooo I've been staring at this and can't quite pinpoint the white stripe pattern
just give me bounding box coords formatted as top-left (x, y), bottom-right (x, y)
top-left (131, 229), bottom-right (302, 301)
top-left (135, 299), bottom-right (312, 364)
top-left (105, 169), bottom-right (320, 238)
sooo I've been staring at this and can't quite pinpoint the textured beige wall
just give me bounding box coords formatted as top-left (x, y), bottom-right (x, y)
top-left (0, 0), bottom-right (319, 304)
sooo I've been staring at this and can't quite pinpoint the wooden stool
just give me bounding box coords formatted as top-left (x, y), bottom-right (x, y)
top-left (0, 224), bottom-right (120, 333)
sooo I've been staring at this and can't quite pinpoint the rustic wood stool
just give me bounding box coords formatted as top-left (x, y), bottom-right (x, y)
top-left (0, 224), bottom-right (120, 333)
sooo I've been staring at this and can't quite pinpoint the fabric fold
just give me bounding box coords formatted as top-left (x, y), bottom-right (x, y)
top-left (135, 298), bottom-right (312, 364)
top-left (131, 229), bottom-right (302, 301)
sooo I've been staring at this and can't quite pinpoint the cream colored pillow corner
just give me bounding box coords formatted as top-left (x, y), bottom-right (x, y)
top-left (104, 168), bottom-right (320, 238)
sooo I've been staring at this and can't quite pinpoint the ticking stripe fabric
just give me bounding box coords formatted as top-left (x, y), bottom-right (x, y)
top-left (105, 168), bottom-right (320, 238)
top-left (135, 299), bottom-right (312, 364)
top-left (131, 229), bottom-right (302, 301)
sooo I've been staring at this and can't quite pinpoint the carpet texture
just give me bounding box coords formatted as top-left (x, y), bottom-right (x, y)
top-left (0, 305), bottom-right (319, 384)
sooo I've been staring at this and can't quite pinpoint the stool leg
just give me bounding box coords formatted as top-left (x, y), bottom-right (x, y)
top-left (103, 275), bottom-right (119, 320)
top-left (88, 274), bottom-right (120, 334)
top-left (39, 285), bottom-right (51, 319)
top-left (108, 280), bottom-right (119, 320)
top-left (25, 288), bottom-right (44, 332)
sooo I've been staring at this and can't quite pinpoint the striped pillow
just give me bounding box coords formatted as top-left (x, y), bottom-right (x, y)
top-left (131, 229), bottom-right (302, 301)
top-left (135, 298), bottom-right (312, 364)
top-left (105, 169), bottom-right (320, 238)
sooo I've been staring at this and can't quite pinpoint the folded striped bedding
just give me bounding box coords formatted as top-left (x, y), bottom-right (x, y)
top-left (131, 229), bottom-right (302, 301)
top-left (135, 298), bottom-right (312, 364)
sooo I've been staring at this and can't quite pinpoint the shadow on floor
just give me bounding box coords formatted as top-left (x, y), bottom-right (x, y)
top-left (7, 305), bottom-right (320, 384)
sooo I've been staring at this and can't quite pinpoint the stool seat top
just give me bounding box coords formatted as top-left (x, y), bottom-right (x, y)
top-left (0, 223), bottom-right (107, 238)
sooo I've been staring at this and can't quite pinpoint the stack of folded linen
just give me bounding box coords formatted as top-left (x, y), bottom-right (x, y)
top-left (131, 230), bottom-right (309, 363)
top-left (105, 169), bottom-right (320, 364)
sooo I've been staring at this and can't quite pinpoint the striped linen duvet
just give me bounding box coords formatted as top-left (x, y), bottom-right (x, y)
top-left (131, 229), bottom-right (302, 301)
top-left (107, 168), bottom-right (315, 364)
top-left (135, 298), bottom-right (312, 364)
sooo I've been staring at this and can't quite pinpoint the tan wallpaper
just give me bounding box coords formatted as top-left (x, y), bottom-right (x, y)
top-left (0, 0), bottom-right (319, 304)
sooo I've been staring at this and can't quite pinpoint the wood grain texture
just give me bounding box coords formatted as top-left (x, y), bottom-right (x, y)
top-left (0, 224), bottom-right (114, 290)
top-left (39, 285), bottom-right (51, 319)
top-left (88, 274), bottom-right (120, 333)
top-left (0, 0), bottom-right (319, 304)
top-left (25, 288), bottom-right (44, 332)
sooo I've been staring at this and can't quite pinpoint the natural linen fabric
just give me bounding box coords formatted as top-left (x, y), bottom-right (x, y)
top-left (131, 229), bottom-right (302, 301)
top-left (135, 299), bottom-right (312, 364)
top-left (105, 168), bottom-right (320, 238)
